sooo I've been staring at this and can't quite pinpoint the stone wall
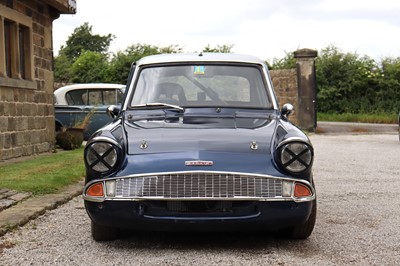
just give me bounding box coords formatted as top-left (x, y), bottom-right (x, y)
top-left (270, 69), bottom-right (298, 125)
top-left (0, 0), bottom-right (60, 161)
top-left (270, 49), bottom-right (318, 130)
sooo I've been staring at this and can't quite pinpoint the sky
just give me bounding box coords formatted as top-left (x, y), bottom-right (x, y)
top-left (53, 0), bottom-right (400, 62)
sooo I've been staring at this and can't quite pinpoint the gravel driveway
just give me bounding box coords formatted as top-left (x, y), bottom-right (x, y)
top-left (1, 134), bottom-right (399, 265)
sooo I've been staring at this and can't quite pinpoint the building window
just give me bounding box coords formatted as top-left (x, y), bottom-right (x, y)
top-left (6, 0), bottom-right (13, 9)
top-left (0, 7), bottom-right (33, 83)
top-left (4, 20), bottom-right (12, 77)
top-left (19, 24), bottom-right (30, 79)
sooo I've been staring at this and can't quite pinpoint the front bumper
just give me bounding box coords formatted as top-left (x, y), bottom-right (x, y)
top-left (85, 200), bottom-right (314, 232)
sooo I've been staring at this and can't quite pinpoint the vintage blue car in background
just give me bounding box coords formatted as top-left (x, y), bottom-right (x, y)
top-left (83, 53), bottom-right (316, 241)
top-left (54, 83), bottom-right (125, 140)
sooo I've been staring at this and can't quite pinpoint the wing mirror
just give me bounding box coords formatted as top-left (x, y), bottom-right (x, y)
top-left (281, 103), bottom-right (294, 120)
top-left (106, 105), bottom-right (121, 119)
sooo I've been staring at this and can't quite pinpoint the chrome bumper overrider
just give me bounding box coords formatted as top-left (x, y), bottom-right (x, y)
top-left (83, 171), bottom-right (315, 203)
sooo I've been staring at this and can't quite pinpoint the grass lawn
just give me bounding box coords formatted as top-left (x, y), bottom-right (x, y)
top-left (318, 112), bottom-right (398, 124)
top-left (0, 147), bottom-right (85, 195)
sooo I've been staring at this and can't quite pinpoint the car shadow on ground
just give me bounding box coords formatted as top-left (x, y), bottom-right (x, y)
top-left (105, 230), bottom-right (317, 252)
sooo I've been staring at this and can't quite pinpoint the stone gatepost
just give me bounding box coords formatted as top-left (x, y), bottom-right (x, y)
top-left (293, 49), bottom-right (318, 131)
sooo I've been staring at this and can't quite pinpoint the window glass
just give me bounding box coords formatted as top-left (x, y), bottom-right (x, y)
top-left (116, 89), bottom-right (124, 104)
top-left (66, 90), bottom-right (87, 105)
top-left (1, 18), bottom-right (31, 80)
top-left (19, 25), bottom-right (29, 79)
top-left (4, 20), bottom-right (12, 77)
top-left (65, 89), bottom-right (123, 105)
top-left (103, 89), bottom-right (117, 105)
top-left (130, 65), bottom-right (272, 108)
top-left (87, 90), bottom-right (103, 106)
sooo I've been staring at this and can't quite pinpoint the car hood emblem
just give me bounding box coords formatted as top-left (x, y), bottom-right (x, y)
top-left (185, 160), bottom-right (214, 166)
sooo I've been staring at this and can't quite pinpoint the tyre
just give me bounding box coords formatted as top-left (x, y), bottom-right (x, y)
top-left (91, 221), bottom-right (119, 241)
top-left (279, 200), bottom-right (317, 240)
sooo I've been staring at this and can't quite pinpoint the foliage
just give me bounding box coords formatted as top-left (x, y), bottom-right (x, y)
top-left (381, 57), bottom-right (400, 80)
top-left (54, 22), bottom-right (114, 84)
top-left (0, 148), bottom-right (84, 195)
top-left (70, 51), bottom-right (109, 83)
top-left (315, 45), bottom-right (399, 114)
top-left (268, 51), bottom-right (296, 70)
top-left (107, 44), bottom-right (183, 84)
top-left (73, 109), bottom-right (95, 129)
top-left (318, 112), bottom-right (398, 124)
top-left (60, 22), bottom-right (114, 61)
top-left (54, 50), bottom-right (72, 85)
top-left (202, 44), bottom-right (234, 53)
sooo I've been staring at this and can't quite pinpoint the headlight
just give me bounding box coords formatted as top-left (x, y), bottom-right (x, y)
top-left (278, 142), bottom-right (313, 174)
top-left (85, 142), bottom-right (119, 173)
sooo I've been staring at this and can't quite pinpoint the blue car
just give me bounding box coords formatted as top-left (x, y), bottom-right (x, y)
top-left (83, 53), bottom-right (316, 241)
top-left (54, 83), bottom-right (125, 140)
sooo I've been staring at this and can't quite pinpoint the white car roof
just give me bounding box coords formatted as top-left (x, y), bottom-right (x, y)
top-left (136, 53), bottom-right (267, 67)
top-left (123, 53), bottom-right (278, 110)
top-left (54, 83), bottom-right (125, 105)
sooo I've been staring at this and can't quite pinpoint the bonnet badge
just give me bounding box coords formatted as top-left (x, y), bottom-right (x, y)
top-left (185, 160), bottom-right (214, 166)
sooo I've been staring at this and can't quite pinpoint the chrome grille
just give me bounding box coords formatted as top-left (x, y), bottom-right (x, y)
top-left (114, 173), bottom-right (284, 199)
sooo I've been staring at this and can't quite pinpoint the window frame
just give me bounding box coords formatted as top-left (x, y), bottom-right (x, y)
top-left (0, 6), bottom-right (35, 89)
top-left (129, 63), bottom-right (274, 109)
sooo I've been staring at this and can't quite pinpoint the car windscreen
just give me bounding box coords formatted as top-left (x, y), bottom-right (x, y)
top-left (129, 64), bottom-right (273, 109)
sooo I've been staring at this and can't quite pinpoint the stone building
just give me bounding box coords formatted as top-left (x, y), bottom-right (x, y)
top-left (0, 0), bottom-right (76, 161)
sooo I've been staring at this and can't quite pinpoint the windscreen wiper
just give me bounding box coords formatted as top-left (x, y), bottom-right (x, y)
top-left (131, 102), bottom-right (185, 112)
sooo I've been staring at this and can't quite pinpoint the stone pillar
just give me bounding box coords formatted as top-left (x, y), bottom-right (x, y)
top-left (293, 49), bottom-right (318, 131)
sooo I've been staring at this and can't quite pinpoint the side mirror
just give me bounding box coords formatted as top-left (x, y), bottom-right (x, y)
top-left (281, 103), bottom-right (294, 119)
top-left (106, 105), bottom-right (120, 119)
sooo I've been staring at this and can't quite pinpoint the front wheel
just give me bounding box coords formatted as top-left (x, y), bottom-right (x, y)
top-left (279, 200), bottom-right (317, 239)
top-left (91, 221), bottom-right (119, 241)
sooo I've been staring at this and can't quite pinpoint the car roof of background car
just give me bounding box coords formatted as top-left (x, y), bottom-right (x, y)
top-left (54, 83), bottom-right (125, 105)
top-left (135, 53), bottom-right (267, 67)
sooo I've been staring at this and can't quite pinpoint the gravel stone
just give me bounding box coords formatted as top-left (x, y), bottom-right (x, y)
top-left (0, 134), bottom-right (399, 265)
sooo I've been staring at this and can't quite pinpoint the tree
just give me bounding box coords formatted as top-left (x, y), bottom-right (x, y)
top-left (314, 45), bottom-right (400, 114)
top-left (381, 57), bottom-right (400, 81)
top-left (54, 23), bottom-right (114, 84)
top-left (70, 51), bottom-right (109, 83)
top-left (107, 44), bottom-right (182, 84)
top-left (269, 51), bottom-right (296, 70)
top-left (54, 50), bottom-right (72, 85)
top-left (202, 44), bottom-right (234, 53)
top-left (60, 22), bottom-right (114, 61)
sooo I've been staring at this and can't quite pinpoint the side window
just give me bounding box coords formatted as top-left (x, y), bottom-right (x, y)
top-left (103, 89), bottom-right (117, 105)
top-left (66, 90), bottom-right (87, 105)
top-left (116, 89), bottom-right (124, 104)
top-left (67, 89), bottom-right (123, 105)
top-left (88, 90), bottom-right (103, 106)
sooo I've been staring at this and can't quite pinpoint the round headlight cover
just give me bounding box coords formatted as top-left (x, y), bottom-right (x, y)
top-left (86, 142), bottom-right (118, 173)
top-left (279, 142), bottom-right (313, 173)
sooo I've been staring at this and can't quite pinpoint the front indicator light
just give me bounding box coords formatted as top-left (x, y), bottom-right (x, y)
top-left (282, 181), bottom-right (293, 197)
top-left (86, 182), bottom-right (104, 197)
top-left (105, 180), bottom-right (116, 197)
top-left (294, 183), bottom-right (312, 198)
